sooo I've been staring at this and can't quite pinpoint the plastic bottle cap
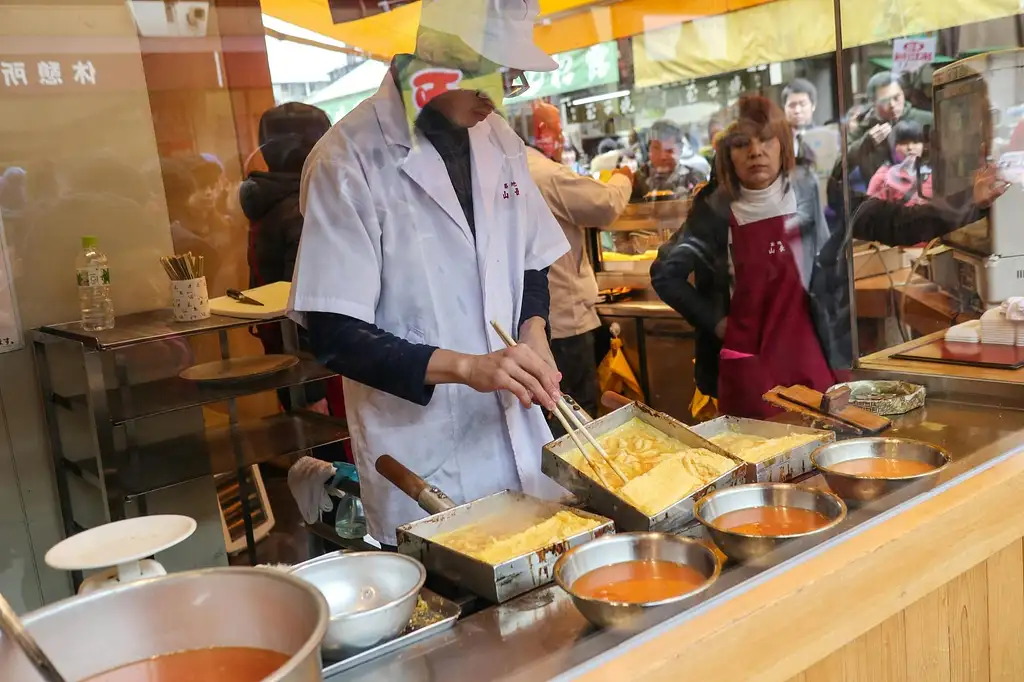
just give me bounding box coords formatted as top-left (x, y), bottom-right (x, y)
top-left (81, 236), bottom-right (98, 248)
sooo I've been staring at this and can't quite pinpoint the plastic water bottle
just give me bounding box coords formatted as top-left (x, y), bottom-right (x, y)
top-left (76, 236), bottom-right (114, 331)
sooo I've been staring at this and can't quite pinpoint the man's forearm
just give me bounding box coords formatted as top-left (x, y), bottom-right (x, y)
top-left (307, 311), bottom-right (438, 406)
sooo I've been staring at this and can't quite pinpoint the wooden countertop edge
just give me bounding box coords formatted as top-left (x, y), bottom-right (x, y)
top-left (578, 443), bottom-right (1024, 682)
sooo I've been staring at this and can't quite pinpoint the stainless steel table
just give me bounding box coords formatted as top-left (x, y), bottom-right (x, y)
top-left (328, 397), bottom-right (1024, 681)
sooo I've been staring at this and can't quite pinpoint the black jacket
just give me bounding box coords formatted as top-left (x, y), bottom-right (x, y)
top-left (240, 171), bottom-right (303, 288)
top-left (239, 170), bottom-right (325, 406)
top-left (652, 165), bottom-right (984, 397)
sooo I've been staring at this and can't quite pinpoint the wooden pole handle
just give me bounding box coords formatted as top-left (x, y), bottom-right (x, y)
top-left (601, 391), bottom-right (632, 411)
top-left (374, 455), bottom-right (430, 504)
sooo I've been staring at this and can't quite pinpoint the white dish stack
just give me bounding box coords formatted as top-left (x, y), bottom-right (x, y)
top-left (949, 299), bottom-right (1024, 345)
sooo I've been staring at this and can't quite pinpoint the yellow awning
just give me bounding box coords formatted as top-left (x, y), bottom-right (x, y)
top-left (631, 0), bottom-right (835, 87)
top-left (259, 0), bottom-right (780, 61)
top-left (839, 0), bottom-right (1020, 48)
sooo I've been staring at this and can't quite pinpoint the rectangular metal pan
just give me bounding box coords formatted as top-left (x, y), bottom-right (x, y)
top-left (396, 490), bottom-right (614, 604)
top-left (541, 402), bottom-right (747, 534)
top-left (688, 416), bottom-right (835, 483)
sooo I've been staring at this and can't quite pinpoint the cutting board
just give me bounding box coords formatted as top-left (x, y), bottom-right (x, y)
top-left (892, 337), bottom-right (1024, 370)
top-left (209, 281), bottom-right (291, 319)
top-left (763, 385), bottom-right (891, 435)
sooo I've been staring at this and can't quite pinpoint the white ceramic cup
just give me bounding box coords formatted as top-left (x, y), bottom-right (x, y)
top-left (171, 276), bottom-right (210, 322)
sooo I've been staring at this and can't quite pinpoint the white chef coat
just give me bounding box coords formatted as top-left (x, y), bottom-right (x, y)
top-left (525, 147), bottom-right (632, 340)
top-left (288, 73), bottom-right (570, 545)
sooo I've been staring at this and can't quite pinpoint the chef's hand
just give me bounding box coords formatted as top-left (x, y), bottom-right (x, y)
top-left (868, 123), bottom-right (892, 145)
top-left (973, 164), bottom-right (1010, 208)
top-left (715, 318), bottom-right (728, 341)
top-left (426, 346), bottom-right (562, 411)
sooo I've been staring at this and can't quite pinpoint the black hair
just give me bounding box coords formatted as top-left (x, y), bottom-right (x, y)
top-left (866, 71), bottom-right (903, 101)
top-left (782, 78), bottom-right (817, 107)
top-left (893, 119), bottom-right (925, 145)
top-left (259, 102), bottom-right (332, 173)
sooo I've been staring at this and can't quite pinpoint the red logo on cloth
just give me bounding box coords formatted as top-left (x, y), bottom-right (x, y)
top-left (410, 68), bottom-right (463, 111)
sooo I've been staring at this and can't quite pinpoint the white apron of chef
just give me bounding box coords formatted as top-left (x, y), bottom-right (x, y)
top-left (289, 73), bottom-right (570, 545)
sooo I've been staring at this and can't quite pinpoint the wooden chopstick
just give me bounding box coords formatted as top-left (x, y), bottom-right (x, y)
top-left (489, 320), bottom-right (628, 488)
top-left (559, 396), bottom-right (630, 485)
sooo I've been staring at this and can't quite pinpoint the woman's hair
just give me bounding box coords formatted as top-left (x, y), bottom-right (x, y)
top-left (714, 95), bottom-right (796, 199)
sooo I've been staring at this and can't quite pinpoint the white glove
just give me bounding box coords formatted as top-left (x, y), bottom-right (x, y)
top-left (287, 456), bottom-right (336, 525)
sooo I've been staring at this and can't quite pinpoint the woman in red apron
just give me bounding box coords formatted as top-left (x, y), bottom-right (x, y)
top-left (652, 95), bottom-right (846, 419)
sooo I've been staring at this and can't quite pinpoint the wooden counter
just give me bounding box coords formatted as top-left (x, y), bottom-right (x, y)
top-left (576, 434), bottom-right (1024, 682)
top-left (859, 330), bottom-right (1024, 386)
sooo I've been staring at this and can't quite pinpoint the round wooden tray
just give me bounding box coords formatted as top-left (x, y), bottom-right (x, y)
top-left (179, 354), bottom-right (299, 384)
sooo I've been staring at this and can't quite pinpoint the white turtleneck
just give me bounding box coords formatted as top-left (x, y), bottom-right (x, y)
top-left (731, 175), bottom-right (797, 226)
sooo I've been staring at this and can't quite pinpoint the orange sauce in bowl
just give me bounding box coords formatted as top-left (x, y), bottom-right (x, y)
top-left (827, 457), bottom-right (937, 478)
top-left (713, 506), bottom-right (832, 536)
top-left (83, 646), bottom-right (290, 682)
top-left (572, 560), bottom-right (709, 603)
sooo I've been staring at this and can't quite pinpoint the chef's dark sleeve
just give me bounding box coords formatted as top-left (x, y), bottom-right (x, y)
top-left (519, 268), bottom-right (550, 333)
top-left (307, 312), bottom-right (438, 406)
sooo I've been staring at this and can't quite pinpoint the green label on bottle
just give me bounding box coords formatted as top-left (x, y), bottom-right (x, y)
top-left (77, 267), bottom-right (110, 287)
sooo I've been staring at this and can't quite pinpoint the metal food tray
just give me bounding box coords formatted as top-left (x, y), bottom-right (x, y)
top-left (688, 417), bottom-right (835, 483)
top-left (541, 402), bottom-right (747, 534)
top-left (396, 490), bottom-right (614, 604)
top-left (322, 588), bottom-right (460, 678)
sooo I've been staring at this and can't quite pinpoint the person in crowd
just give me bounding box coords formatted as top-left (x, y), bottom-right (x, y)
top-left (847, 72), bottom-right (934, 189)
top-left (782, 78), bottom-right (818, 159)
top-left (289, 0), bottom-right (570, 548)
top-left (650, 95), bottom-right (1004, 419)
top-left (866, 119), bottom-right (932, 206)
top-left (524, 101), bottom-right (633, 425)
top-left (633, 120), bottom-right (709, 200)
top-left (240, 102), bottom-right (337, 421)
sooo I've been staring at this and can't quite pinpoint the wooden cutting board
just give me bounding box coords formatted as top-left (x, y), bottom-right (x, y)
top-left (764, 385), bottom-right (891, 435)
top-left (209, 281), bottom-right (291, 319)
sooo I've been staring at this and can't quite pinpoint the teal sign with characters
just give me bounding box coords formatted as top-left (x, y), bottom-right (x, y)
top-left (506, 41), bottom-right (620, 103)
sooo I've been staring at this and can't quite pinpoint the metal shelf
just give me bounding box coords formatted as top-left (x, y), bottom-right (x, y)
top-left (53, 359), bottom-right (337, 424)
top-left (38, 308), bottom-right (282, 351)
top-left (68, 412), bottom-right (349, 500)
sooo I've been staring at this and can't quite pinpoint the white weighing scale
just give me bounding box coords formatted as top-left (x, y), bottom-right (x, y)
top-left (932, 50), bottom-right (1024, 310)
top-left (45, 515), bottom-right (197, 595)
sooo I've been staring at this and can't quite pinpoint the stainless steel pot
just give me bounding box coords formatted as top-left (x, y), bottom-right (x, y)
top-left (0, 567), bottom-right (329, 682)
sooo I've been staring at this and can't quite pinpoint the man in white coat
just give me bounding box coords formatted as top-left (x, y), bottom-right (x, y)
top-left (525, 102), bottom-right (633, 424)
top-left (289, 0), bottom-right (570, 546)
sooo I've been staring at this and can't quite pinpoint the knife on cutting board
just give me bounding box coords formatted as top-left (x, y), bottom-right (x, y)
top-left (226, 288), bottom-right (264, 306)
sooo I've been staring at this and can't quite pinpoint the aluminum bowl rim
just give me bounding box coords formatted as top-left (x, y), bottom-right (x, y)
top-left (290, 550), bottom-right (426, 623)
top-left (17, 566), bottom-right (330, 682)
top-left (810, 437), bottom-right (952, 483)
top-left (694, 483), bottom-right (848, 541)
top-left (553, 532), bottom-right (722, 609)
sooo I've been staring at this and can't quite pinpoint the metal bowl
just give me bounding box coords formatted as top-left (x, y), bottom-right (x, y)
top-left (290, 551), bottom-right (426, 657)
top-left (0, 567), bottom-right (329, 682)
top-left (694, 483), bottom-right (847, 564)
top-left (811, 438), bottom-right (950, 504)
top-left (554, 532), bottom-right (720, 630)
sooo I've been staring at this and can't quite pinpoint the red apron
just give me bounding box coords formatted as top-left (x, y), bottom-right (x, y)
top-left (717, 211), bottom-right (836, 418)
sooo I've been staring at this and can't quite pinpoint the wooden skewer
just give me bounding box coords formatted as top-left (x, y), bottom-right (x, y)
top-left (489, 320), bottom-right (629, 487)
